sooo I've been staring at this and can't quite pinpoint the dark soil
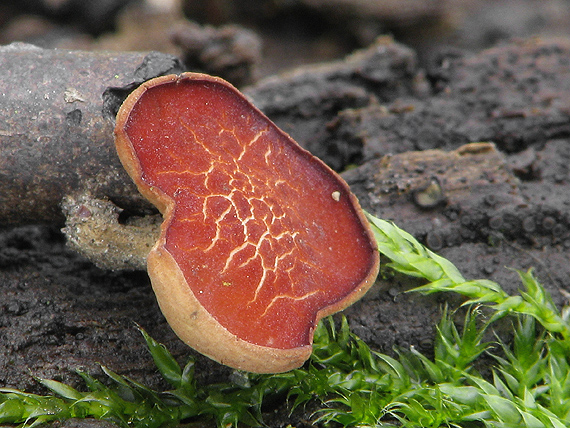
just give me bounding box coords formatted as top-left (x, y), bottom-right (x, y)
top-left (2, 1), bottom-right (570, 427)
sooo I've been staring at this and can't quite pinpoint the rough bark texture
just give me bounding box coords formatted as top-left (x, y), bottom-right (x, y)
top-left (2, 33), bottom-right (570, 427)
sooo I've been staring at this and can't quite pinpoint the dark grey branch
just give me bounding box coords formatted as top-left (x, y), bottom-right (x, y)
top-left (0, 43), bottom-right (184, 226)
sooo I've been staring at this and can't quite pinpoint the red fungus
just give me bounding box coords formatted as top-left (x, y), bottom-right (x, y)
top-left (114, 73), bottom-right (379, 373)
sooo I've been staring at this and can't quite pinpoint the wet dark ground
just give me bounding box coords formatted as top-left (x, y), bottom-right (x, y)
top-left (2, 1), bottom-right (570, 427)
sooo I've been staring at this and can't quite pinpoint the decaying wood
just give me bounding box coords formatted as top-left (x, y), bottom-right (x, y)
top-left (0, 43), bottom-right (184, 226)
top-left (343, 142), bottom-right (523, 247)
top-left (3, 35), bottom-right (570, 415)
top-left (330, 38), bottom-right (570, 161)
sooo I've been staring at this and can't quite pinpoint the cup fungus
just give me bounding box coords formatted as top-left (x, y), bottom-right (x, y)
top-left (114, 73), bottom-right (379, 373)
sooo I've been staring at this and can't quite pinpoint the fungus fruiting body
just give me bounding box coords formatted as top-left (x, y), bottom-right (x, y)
top-left (114, 73), bottom-right (379, 373)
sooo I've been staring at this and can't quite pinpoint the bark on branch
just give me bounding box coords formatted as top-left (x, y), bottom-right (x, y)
top-left (0, 43), bottom-right (184, 226)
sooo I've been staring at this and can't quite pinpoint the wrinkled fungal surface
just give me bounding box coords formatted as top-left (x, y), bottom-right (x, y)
top-left (114, 73), bottom-right (379, 367)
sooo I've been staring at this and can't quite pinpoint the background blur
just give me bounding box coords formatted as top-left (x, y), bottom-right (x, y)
top-left (2, 0), bottom-right (570, 82)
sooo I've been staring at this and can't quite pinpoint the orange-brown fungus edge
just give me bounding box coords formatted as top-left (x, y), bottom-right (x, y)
top-left (114, 73), bottom-right (380, 373)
